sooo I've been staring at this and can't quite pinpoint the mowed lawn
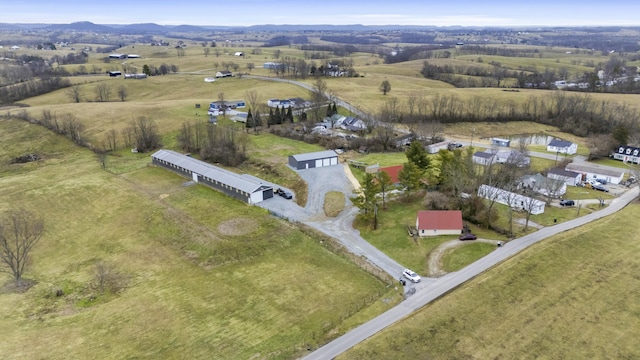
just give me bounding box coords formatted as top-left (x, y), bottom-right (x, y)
top-left (342, 203), bottom-right (640, 359)
top-left (0, 118), bottom-right (399, 359)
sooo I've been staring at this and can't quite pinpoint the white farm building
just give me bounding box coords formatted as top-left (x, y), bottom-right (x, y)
top-left (151, 150), bottom-right (273, 204)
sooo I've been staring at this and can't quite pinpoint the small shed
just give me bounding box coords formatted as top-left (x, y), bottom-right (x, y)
top-left (288, 150), bottom-right (339, 170)
top-left (492, 138), bottom-right (511, 147)
top-left (415, 210), bottom-right (463, 237)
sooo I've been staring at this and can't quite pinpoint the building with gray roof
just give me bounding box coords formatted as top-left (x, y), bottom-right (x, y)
top-left (288, 150), bottom-right (339, 170)
top-left (152, 150), bottom-right (273, 204)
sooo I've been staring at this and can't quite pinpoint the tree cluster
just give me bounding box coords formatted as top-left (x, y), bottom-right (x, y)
top-left (177, 122), bottom-right (248, 167)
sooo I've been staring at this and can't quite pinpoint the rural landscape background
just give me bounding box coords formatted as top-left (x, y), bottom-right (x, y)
top-left (1, 16), bottom-right (640, 359)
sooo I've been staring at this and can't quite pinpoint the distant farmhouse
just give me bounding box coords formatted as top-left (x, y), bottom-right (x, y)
top-left (215, 70), bottom-right (233, 78)
top-left (547, 139), bottom-right (577, 155)
top-left (151, 150), bottom-right (273, 204)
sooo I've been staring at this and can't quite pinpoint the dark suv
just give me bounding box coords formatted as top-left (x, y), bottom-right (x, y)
top-left (559, 199), bottom-right (575, 207)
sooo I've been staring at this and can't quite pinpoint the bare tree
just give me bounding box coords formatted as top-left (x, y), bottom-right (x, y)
top-left (95, 82), bottom-right (111, 102)
top-left (0, 209), bottom-right (45, 287)
top-left (66, 84), bottom-right (82, 103)
top-left (379, 79), bottom-right (391, 95)
top-left (131, 117), bottom-right (161, 152)
top-left (245, 89), bottom-right (260, 112)
top-left (92, 261), bottom-right (127, 294)
top-left (106, 129), bottom-right (118, 151)
top-left (309, 77), bottom-right (328, 121)
top-left (203, 47), bottom-right (210, 57)
top-left (117, 85), bottom-right (128, 102)
top-left (121, 127), bottom-right (134, 148)
top-left (246, 62), bottom-right (255, 73)
top-left (217, 91), bottom-right (227, 117)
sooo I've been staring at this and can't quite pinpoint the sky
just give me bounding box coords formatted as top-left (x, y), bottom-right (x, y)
top-left (2, 0), bottom-right (640, 27)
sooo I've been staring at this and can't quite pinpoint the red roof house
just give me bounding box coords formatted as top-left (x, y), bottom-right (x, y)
top-left (379, 164), bottom-right (403, 184)
top-left (415, 210), bottom-right (463, 237)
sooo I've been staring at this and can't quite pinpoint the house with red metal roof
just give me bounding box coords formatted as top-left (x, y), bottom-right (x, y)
top-left (415, 210), bottom-right (463, 237)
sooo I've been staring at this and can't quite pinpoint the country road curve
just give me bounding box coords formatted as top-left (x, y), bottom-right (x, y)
top-left (301, 186), bottom-right (639, 360)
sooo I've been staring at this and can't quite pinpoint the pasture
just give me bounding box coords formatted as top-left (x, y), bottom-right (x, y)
top-left (0, 118), bottom-right (401, 359)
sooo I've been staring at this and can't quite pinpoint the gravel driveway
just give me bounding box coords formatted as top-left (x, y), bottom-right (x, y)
top-left (258, 163), bottom-right (409, 280)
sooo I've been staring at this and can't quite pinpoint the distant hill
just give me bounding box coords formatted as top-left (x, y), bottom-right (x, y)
top-left (46, 21), bottom-right (113, 32)
top-left (118, 23), bottom-right (168, 34)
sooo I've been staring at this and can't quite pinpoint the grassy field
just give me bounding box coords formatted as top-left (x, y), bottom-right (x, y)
top-left (0, 118), bottom-right (402, 359)
top-left (324, 191), bottom-right (346, 217)
top-left (441, 242), bottom-right (497, 273)
top-left (342, 202), bottom-right (640, 359)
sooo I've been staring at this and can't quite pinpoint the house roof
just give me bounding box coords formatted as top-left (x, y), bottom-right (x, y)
top-left (548, 139), bottom-right (574, 148)
top-left (379, 165), bottom-right (403, 183)
top-left (290, 150), bottom-right (338, 162)
top-left (548, 167), bottom-right (581, 178)
top-left (565, 163), bottom-right (624, 178)
top-left (416, 210), bottom-right (463, 231)
top-left (151, 150), bottom-right (267, 194)
top-left (615, 145), bottom-right (640, 155)
top-left (473, 151), bottom-right (494, 159)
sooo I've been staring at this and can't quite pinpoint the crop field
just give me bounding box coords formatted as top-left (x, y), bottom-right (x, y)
top-left (343, 203), bottom-right (640, 359)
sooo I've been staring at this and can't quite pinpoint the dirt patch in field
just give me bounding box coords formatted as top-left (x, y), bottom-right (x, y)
top-left (217, 218), bottom-right (259, 236)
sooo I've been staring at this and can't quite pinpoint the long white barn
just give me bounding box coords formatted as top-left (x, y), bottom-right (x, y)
top-left (151, 150), bottom-right (273, 204)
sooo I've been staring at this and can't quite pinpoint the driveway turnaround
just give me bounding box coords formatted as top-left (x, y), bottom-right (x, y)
top-left (302, 187), bottom-right (638, 360)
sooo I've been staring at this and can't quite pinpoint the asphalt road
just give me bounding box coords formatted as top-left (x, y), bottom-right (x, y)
top-left (302, 186), bottom-right (638, 360)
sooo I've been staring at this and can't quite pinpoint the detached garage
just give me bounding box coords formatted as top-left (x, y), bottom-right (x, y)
top-left (288, 150), bottom-right (339, 170)
top-left (152, 150), bottom-right (273, 204)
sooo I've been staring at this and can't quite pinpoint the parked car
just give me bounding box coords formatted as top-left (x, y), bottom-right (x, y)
top-left (560, 199), bottom-right (575, 206)
top-left (275, 188), bottom-right (293, 199)
top-left (459, 233), bottom-right (478, 241)
top-left (595, 178), bottom-right (607, 185)
top-left (402, 269), bottom-right (421, 283)
top-left (592, 184), bottom-right (609, 192)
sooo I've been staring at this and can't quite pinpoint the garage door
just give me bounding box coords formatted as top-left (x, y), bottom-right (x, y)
top-left (315, 159), bottom-right (323, 168)
top-left (323, 158), bottom-right (330, 166)
top-left (330, 157), bottom-right (338, 165)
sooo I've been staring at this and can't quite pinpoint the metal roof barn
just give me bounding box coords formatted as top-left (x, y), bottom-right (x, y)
top-left (151, 150), bottom-right (273, 204)
top-left (288, 150), bottom-right (339, 170)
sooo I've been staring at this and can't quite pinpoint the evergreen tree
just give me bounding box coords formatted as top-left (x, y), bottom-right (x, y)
top-left (142, 64), bottom-right (151, 76)
top-left (286, 107), bottom-right (293, 123)
top-left (276, 106), bottom-right (283, 124)
top-left (300, 111), bottom-right (307, 122)
top-left (405, 140), bottom-right (430, 169)
top-left (326, 103), bottom-right (333, 117)
top-left (268, 108), bottom-right (274, 127)
top-left (332, 102), bottom-right (338, 115)
top-left (398, 162), bottom-right (424, 196)
top-left (254, 110), bottom-right (262, 133)
top-left (245, 109), bottom-right (253, 132)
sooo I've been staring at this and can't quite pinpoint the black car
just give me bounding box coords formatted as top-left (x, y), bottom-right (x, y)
top-left (459, 233), bottom-right (478, 241)
top-left (559, 199), bottom-right (575, 206)
top-left (276, 188), bottom-right (293, 199)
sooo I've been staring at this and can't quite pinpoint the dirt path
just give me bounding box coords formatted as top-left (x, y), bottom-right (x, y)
top-left (427, 239), bottom-right (500, 277)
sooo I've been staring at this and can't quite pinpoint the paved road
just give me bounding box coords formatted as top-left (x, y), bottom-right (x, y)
top-left (302, 186), bottom-right (638, 360)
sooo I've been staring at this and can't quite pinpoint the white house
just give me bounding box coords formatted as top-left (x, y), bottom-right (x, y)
top-left (565, 163), bottom-right (624, 185)
top-left (215, 70), bottom-right (233, 78)
top-left (415, 210), bottom-right (463, 237)
top-left (520, 173), bottom-right (567, 198)
top-left (547, 139), bottom-right (578, 155)
top-left (547, 168), bottom-right (582, 187)
top-left (472, 151), bottom-right (494, 165)
top-left (478, 184), bottom-right (546, 215)
top-left (612, 145), bottom-right (640, 164)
